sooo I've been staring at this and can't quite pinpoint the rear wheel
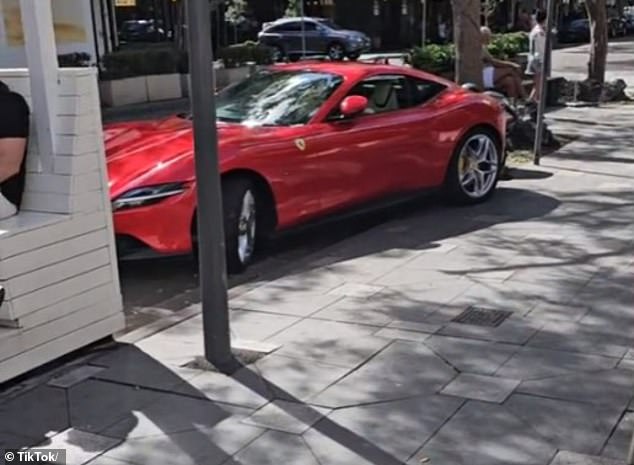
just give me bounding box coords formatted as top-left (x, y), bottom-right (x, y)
top-left (271, 45), bottom-right (285, 62)
top-left (444, 129), bottom-right (501, 205)
top-left (347, 52), bottom-right (361, 61)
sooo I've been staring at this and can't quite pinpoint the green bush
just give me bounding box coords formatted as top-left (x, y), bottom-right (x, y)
top-left (410, 32), bottom-right (529, 74)
top-left (219, 41), bottom-right (273, 69)
top-left (410, 43), bottom-right (454, 74)
top-left (101, 47), bottom-right (185, 80)
top-left (488, 31), bottom-right (529, 59)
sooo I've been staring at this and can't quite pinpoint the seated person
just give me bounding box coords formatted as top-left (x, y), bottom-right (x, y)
top-left (481, 27), bottom-right (529, 103)
top-left (0, 80), bottom-right (30, 220)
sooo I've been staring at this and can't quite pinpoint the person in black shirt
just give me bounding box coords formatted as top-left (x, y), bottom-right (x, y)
top-left (0, 80), bottom-right (30, 219)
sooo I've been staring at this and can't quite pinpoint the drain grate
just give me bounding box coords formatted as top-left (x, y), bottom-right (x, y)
top-left (452, 307), bottom-right (512, 327)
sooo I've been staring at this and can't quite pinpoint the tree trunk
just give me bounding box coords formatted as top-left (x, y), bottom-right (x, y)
top-left (585, 0), bottom-right (608, 84)
top-left (451, 0), bottom-right (483, 87)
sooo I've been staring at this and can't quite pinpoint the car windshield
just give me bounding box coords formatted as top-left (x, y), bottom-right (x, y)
top-left (215, 70), bottom-right (343, 126)
top-left (317, 19), bottom-right (344, 30)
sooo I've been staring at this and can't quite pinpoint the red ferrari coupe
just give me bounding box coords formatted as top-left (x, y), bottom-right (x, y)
top-left (105, 62), bottom-right (506, 273)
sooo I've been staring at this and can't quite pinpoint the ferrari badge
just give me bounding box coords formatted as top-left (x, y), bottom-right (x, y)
top-left (294, 138), bottom-right (306, 151)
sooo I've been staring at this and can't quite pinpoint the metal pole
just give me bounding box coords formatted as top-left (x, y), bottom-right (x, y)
top-left (532, 0), bottom-right (555, 166)
top-left (186, 0), bottom-right (235, 373)
top-left (628, 433), bottom-right (634, 465)
top-left (421, 0), bottom-right (427, 46)
top-left (300, 0), bottom-right (306, 59)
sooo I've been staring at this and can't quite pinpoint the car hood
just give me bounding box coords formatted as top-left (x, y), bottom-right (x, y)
top-left (104, 117), bottom-right (280, 199)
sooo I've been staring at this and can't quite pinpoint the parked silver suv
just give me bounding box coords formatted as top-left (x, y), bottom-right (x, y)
top-left (258, 17), bottom-right (371, 61)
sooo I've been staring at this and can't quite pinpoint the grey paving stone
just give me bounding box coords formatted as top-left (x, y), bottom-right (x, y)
top-left (417, 401), bottom-right (557, 465)
top-left (0, 385), bottom-right (69, 443)
top-left (373, 268), bottom-right (460, 287)
top-left (231, 430), bottom-right (319, 465)
top-left (322, 395), bottom-right (463, 462)
top-left (618, 359), bottom-right (634, 372)
top-left (68, 380), bottom-right (161, 434)
top-left (311, 341), bottom-right (456, 408)
top-left (47, 366), bottom-right (106, 388)
top-left (601, 411), bottom-right (634, 462)
top-left (35, 428), bottom-right (121, 465)
top-left (518, 369), bottom-right (634, 408)
top-left (441, 373), bottom-right (520, 403)
top-left (230, 310), bottom-right (301, 342)
top-left (496, 347), bottom-right (619, 380)
top-left (327, 283), bottom-right (385, 299)
top-left (438, 315), bottom-right (543, 345)
top-left (506, 394), bottom-right (623, 456)
top-left (243, 400), bottom-right (330, 434)
top-left (311, 297), bottom-right (396, 327)
top-left (92, 344), bottom-right (201, 395)
top-left (386, 320), bottom-right (442, 334)
top-left (263, 268), bottom-right (348, 293)
top-left (528, 322), bottom-right (630, 358)
top-left (101, 390), bottom-right (251, 439)
top-left (104, 409), bottom-right (264, 465)
top-left (425, 335), bottom-right (518, 375)
top-left (377, 278), bottom-right (475, 306)
top-left (181, 369), bottom-right (272, 409)
top-left (374, 327), bottom-right (431, 343)
top-left (242, 354), bottom-right (351, 402)
top-left (302, 420), bottom-right (401, 465)
top-left (0, 432), bottom-right (38, 450)
top-left (230, 289), bottom-right (342, 317)
top-left (275, 333), bottom-right (392, 369)
top-left (549, 451), bottom-right (626, 465)
top-left (82, 456), bottom-right (132, 465)
top-left (267, 318), bottom-right (376, 345)
top-left (527, 303), bottom-right (592, 322)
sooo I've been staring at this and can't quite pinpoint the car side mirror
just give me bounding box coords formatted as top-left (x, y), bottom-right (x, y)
top-left (340, 95), bottom-right (368, 118)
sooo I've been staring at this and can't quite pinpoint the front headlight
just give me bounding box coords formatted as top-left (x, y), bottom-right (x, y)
top-left (112, 182), bottom-right (187, 212)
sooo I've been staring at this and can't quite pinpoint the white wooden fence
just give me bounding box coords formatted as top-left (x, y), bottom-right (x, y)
top-left (0, 68), bottom-right (124, 383)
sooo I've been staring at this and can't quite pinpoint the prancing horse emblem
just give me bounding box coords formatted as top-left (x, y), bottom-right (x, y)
top-left (294, 138), bottom-right (306, 151)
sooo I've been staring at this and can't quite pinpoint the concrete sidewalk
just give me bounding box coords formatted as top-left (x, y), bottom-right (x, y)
top-left (1, 104), bottom-right (634, 465)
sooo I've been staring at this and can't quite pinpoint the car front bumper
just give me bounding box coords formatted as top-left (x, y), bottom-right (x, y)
top-left (113, 186), bottom-right (196, 257)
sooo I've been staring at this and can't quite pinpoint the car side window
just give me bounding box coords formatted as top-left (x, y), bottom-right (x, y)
top-left (276, 21), bottom-right (302, 32)
top-left (329, 75), bottom-right (410, 120)
top-left (302, 21), bottom-right (318, 31)
top-left (407, 77), bottom-right (446, 106)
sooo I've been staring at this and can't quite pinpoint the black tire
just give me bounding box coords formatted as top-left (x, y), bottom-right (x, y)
top-left (327, 42), bottom-right (346, 61)
top-left (223, 177), bottom-right (259, 274)
top-left (444, 128), bottom-right (502, 205)
top-left (347, 52), bottom-right (361, 61)
top-left (272, 45), bottom-right (285, 63)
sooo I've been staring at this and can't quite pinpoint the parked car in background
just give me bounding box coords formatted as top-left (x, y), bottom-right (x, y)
top-left (258, 17), bottom-right (371, 61)
top-left (608, 16), bottom-right (627, 38)
top-left (104, 62), bottom-right (506, 273)
top-left (119, 20), bottom-right (167, 43)
top-left (558, 19), bottom-right (590, 43)
top-left (623, 12), bottom-right (634, 34)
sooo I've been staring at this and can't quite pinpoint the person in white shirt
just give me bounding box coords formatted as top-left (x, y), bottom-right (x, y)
top-left (526, 10), bottom-right (548, 104)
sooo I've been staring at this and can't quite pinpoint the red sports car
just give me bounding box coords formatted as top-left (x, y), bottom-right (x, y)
top-left (105, 62), bottom-right (506, 273)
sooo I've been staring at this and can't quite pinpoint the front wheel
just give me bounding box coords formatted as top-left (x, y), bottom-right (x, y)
top-left (347, 52), bottom-right (361, 61)
top-left (223, 178), bottom-right (259, 274)
top-left (444, 129), bottom-right (501, 205)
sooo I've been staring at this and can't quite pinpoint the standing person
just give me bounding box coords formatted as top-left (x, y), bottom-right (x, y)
top-left (0, 81), bottom-right (30, 220)
top-left (526, 10), bottom-right (548, 105)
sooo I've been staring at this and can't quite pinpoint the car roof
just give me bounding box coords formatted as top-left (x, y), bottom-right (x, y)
top-left (269, 16), bottom-right (325, 25)
top-left (268, 61), bottom-right (449, 85)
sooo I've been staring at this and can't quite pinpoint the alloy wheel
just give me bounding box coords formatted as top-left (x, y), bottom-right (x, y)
top-left (458, 134), bottom-right (499, 199)
top-left (237, 190), bottom-right (256, 264)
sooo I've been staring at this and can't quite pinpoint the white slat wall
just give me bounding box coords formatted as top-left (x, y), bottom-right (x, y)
top-left (0, 68), bottom-right (124, 383)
